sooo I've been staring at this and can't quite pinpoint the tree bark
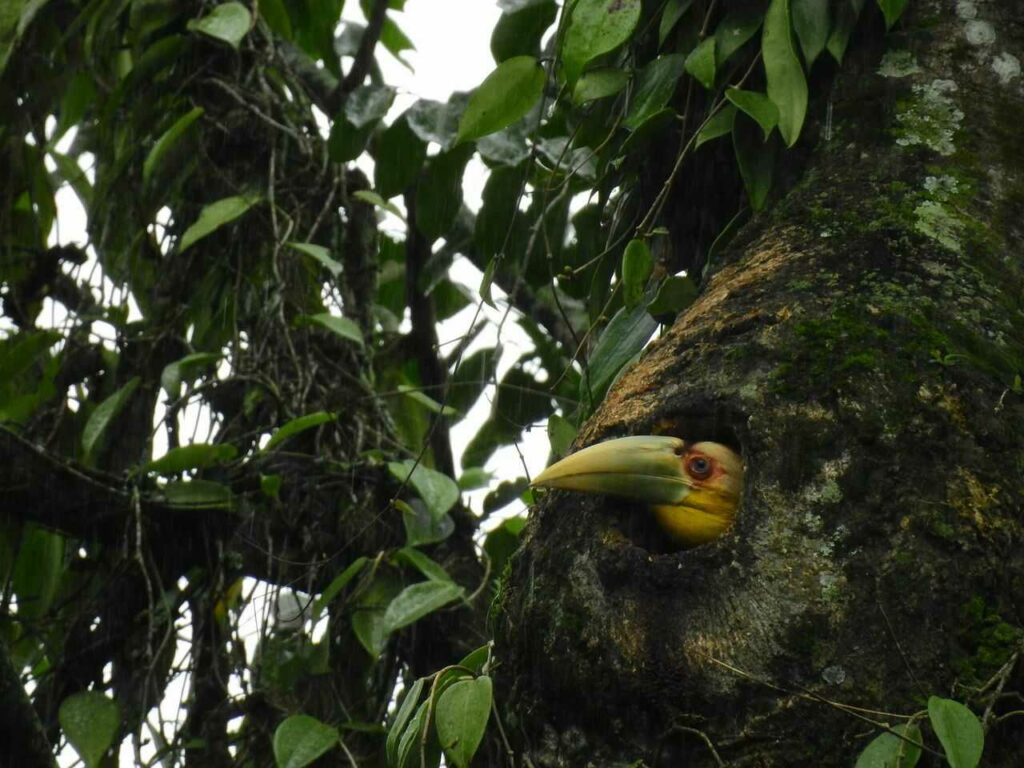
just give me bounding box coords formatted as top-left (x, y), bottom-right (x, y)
top-left (497, 3), bottom-right (1024, 765)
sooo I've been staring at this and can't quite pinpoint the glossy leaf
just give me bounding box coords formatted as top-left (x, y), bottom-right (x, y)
top-left (286, 241), bottom-right (342, 278)
top-left (878, 0), bottom-right (909, 29)
top-left (695, 105), bottom-right (736, 148)
top-left (388, 459), bottom-right (460, 518)
top-left (580, 303), bottom-right (658, 408)
top-left (763, 0), bottom-right (807, 147)
top-left (621, 238), bottom-right (653, 308)
top-left (733, 113), bottom-right (776, 210)
top-left (12, 525), bottom-right (64, 621)
top-left (572, 68), bottom-right (630, 105)
top-left (715, 9), bottom-right (762, 66)
top-left (396, 547), bottom-right (453, 583)
top-left (398, 385), bottom-right (458, 417)
top-left (725, 87), bottom-right (779, 139)
top-left (491, 0), bottom-right (557, 63)
top-left (624, 54), bottom-right (685, 129)
top-left (312, 557), bottom-right (368, 621)
top-left (658, 0), bottom-right (694, 47)
top-left (0, 0), bottom-right (50, 78)
top-left (82, 377), bottom-right (139, 460)
top-left (547, 413), bottom-right (576, 458)
top-left (647, 275), bottom-right (698, 320)
top-left (386, 677), bottom-right (426, 766)
top-left (160, 352), bottom-right (221, 397)
top-left (415, 144), bottom-right (473, 241)
top-left (272, 714), bottom-right (339, 768)
top-left (146, 443), bottom-right (237, 474)
top-left (405, 94), bottom-right (470, 148)
top-left (435, 676), bottom-right (493, 768)
top-left (457, 56), bottom-right (545, 144)
top-left (264, 411), bottom-right (335, 450)
top-left (352, 569), bottom-right (402, 657)
top-left (304, 313), bottom-right (364, 346)
top-left (353, 190), bottom-right (406, 221)
top-left (143, 107), bottom-right (204, 185)
top-left (375, 115), bottom-right (428, 198)
top-left (855, 724), bottom-right (922, 768)
top-left (59, 692), bottom-right (120, 768)
top-left (383, 580), bottom-right (463, 632)
top-left (827, 0), bottom-right (866, 64)
top-left (400, 500), bottom-right (455, 547)
top-left (187, 2), bottom-right (251, 49)
top-left (561, 0), bottom-right (642, 84)
top-left (684, 37), bottom-right (716, 90)
top-left (179, 194), bottom-right (261, 252)
top-left (329, 85), bottom-right (396, 162)
top-left (792, 0), bottom-right (829, 65)
top-left (928, 697), bottom-right (984, 768)
top-left (162, 479), bottom-right (233, 508)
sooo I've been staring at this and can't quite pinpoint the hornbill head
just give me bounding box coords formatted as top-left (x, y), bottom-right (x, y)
top-left (531, 435), bottom-right (743, 546)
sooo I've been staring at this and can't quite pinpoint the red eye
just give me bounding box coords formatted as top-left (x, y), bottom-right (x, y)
top-left (687, 456), bottom-right (712, 479)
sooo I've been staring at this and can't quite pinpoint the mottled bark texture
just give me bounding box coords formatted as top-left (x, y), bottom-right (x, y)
top-left (497, 3), bottom-right (1024, 766)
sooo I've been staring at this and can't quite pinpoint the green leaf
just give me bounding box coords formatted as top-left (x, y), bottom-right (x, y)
top-left (483, 477), bottom-right (530, 515)
top-left (328, 84), bottom-right (396, 162)
top-left (396, 700), bottom-right (439, 768)
top-left (927, 697), bottom-right (984, 768)
top-left (415, 144), bottom-right (474, 242)
top-left (387, 460), bottom-right (460, 518)
top-left (491, 0), bottom-right (557, 63)
top-left (162, 479), bottom-right (233, 508)
top-left (725, 87), bottom-right (779, 139)
top-left (0, 0), bottom-right (50, 79)
top-left (456, 56), bottom-right (545, 144)
top-left (272, 714), bottom-right (339, 768)
top-left (483, 517), bottom-right (526, 581)
top-left (792, 0), bottom-right (829, 65)
top-left (59, 692), bottom-right (120, 768)
top-left (572, 68), bottom-right (630, 105)
top-left (187, 2), bottom-right (251, 49)
top-left (352, 568), bottom-right (402, 657)
top-left (877, 0), bottom-right (908, 29)
top-left (658, 0), bottom-right (694, 47)
top-left (400, 500), bottom-right (455, 547)
top-left (647, 275), bottom-right (698, 320)
top-left (12, 525), bottom-right (64, 621)
top-left (143, 107), bottom-right (204, 185)
top-left (396, 547), bottom-right (453, 583)
top-left (264, 411), bottom-right (335, 450)
top-left (581, 303), bottom-right (658, 408)
top-left (375, 115), bottom-right (428, 198)
top-left (826, 0), bottom-right (865, 64)
top-left (435, 677), bottom-right (493, 768)
top-left (547, 413), bottom-right (576, 458)
top-left (303, 313), bottom-right (364, 346)
top-left (405, 94), bottom-right (470, 148)
top-left (763, 0), bottom-right (807, 147)
top-left (312, 557), bottom-right (368, 621)
top-left (352, 189), bottom-right (406, 221)
top-left (684, 36), bottom-right (716, 90)
top-left (179, 194), bottom-right (260, 252)
top-left (733, 112), bottom-right (776, 210)
top-left (82, 377), bottom-right (140, 460)
top-left (621, 238), bottom-right (653, 308)
top-left (160, 352), bottom-right (221, 397)
top-left (624, 54), bottom-right (685, 129)
top-left (457, 467), bottom-right (493, 490)
top-left (383, 580), bottom-right (463, 633)
top-left (855, 724), bottom-right (922, 768)
top-left (398, 385), bottom-right (458, 417)
top-left (146, 443), bottom-right (237, 475)
top-left (386, 677), bottom-right (426, 766)
top-left (715, 9), bottom-right (762, 66)
top-left (695, 105), bottom-right (737, 148)
top-left (257, 0), bottom-right (292, 39)
top-left (49, 151), bottom-right (93, 208)
top-left (261, 474), bottom-right (282, 497)
top-left (561, 0), bottom-right (642, 84)
top-left (286, 242), bottom-right (342, 278)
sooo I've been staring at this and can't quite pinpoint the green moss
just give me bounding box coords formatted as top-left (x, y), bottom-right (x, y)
top-left (952, 597), bottom-right (1023, 685)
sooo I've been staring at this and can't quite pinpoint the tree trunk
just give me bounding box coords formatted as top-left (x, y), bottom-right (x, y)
top-left (497, 3), bottom-right (1024, 765)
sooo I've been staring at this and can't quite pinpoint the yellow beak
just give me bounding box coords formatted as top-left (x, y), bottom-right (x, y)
top-left (531, 435), bottom-right (743, 546)
top-left (531, 435), bottom-right (692, 506)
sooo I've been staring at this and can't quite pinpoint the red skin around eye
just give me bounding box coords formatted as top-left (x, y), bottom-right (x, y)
top-left (686, 454), bottom-right (714, 480)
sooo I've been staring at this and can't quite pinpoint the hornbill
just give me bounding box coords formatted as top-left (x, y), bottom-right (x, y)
top-left (531, 436), bottom-right (743, 546)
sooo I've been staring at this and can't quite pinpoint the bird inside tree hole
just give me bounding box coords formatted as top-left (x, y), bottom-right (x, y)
top-left (532, 413), bottom-right (744, 553)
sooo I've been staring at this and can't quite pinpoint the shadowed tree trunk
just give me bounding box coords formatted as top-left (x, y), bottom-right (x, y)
top-left (497, 2), bottom-right (1024, 765)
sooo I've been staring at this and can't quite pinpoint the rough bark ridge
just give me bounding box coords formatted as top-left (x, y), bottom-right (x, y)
top-left (497, 3), bottom-right (1024, 765)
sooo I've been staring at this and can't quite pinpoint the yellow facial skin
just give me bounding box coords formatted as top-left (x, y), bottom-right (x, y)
top-left (531, 436), bottom-right (744, 546)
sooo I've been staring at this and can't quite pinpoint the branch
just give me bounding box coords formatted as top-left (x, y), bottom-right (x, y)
top-left (338, 0), bottom-right (389, 99)
top-left (0, 636), bottom-right (56, 768)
